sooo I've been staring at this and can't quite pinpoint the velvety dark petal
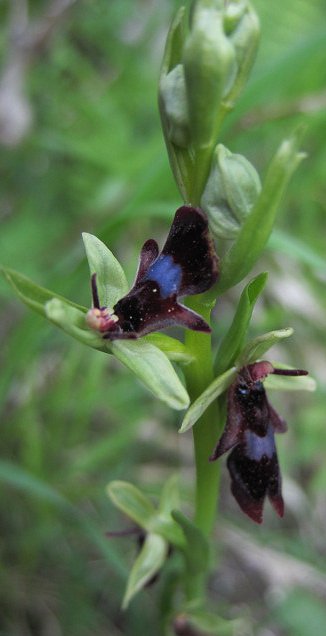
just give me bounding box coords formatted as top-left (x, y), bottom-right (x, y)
top-left (87, 206), bottom-right (218, 339)
top-left (209, 383), bottom-right (244, 461)
top-left (210, 372), bottom-right (271, 461)
top-left (227, 427), bottom-right (283, 524)
top-left (110, 280), bottom-right (210, 338)
top-left (171, 303), bottom-right (211, 333)
top-left (161, 206), bottom-right (219, 296)
top-left (134, 239), bottom-right (160, 285)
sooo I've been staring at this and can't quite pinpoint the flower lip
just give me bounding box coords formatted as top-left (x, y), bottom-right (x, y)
top-left (86, 206), bottom-right (219, 340)
top-left (210, 361), bottom-right (308, 523)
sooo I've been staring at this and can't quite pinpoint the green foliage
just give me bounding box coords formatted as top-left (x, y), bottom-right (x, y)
top-left (1, 0), bottom-right (325, 633)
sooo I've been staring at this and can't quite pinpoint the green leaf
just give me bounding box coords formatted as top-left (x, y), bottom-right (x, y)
top-left (45, 298), bottom-right (105, 350)
top-left (264, 363), bottom-right (316, 392)
top-left (172, 510), bottom-right (209, 575)
top-left (82, 232), bottom-right (128, 307)
top-left (238, 328), bottom-right (294, 366)
top-left (107, 481), bottom-right (156, 530)
top-left (111, 339), bottom-right (190, 410)
top-left (144, 333), bottom-right (194, 364)
top-left (215, 272), bottom-right (267, 374)
top-left (122, 533), bottom-right (168, 609)
top-left (1, 267), bottom-right (85, 317)
top-left (179, 367), bottom-right (236, 433)
top-left (218, 129), bottom-right (306, 292)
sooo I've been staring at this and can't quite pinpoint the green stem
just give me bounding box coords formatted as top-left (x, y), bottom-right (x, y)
top-left (184, 298), bottom-right (221, 539)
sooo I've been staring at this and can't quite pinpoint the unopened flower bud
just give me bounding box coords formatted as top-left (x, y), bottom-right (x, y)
top-left (224, 2), bottom-right (260, 105)
top-left (201, 144), bottom-right (261, 239)
top-left (183, 1), bottom-right (237, 148)
top-left (159, 64), bottom-right (190, 148)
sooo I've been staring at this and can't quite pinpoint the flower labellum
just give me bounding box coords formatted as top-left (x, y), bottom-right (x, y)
top-left (86, 206), bottom-right (219, 340)
top-left (210, 361), bottom-right (308, 524)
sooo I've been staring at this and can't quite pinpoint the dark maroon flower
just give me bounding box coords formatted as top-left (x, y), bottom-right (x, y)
top-left (210, 361), bottom-right (308, 524)
top-left (87, 206), bottom-right (219, 339)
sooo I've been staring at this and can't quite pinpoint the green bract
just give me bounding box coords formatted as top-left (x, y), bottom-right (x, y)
top-left (201, 144), bottom-right (261, 239)
top-left (159, 64), bottom-right (190, 148)
top-left (218, 129), bottom-right (306, 293)
top-left (214, 272), bottom-right (267, 374)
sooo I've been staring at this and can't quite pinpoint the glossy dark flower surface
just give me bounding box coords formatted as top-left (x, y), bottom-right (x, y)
top-left (210, 361), bottom-right (307, 524)
top-left (87, 206), bottom-right (219, 339)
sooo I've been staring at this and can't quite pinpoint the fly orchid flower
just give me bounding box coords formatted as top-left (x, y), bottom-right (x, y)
top-left (210, 361), bottom-right (308, 524)
top-left (86, 206), bottom-right (219, 340)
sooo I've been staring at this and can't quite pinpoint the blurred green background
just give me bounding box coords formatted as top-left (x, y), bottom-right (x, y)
top-left (0, 1), bottom-right (325, 634)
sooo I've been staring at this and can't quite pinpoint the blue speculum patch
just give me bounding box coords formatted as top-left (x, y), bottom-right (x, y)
top-left (145, 254), bottom-right (182, 298)
top-left (244, 426), bottom-right (276, 461)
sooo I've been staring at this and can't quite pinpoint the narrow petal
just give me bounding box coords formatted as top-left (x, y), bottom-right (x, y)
top-left (209, 383), bottom-right (244, 460)
top-left (268, 402), bottom-right (288, 434)
top-left (134, 239), bottom-right (160, 285)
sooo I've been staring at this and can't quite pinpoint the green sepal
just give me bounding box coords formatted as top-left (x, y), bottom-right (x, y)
top-left (107, 481), bottom-right (156, 529)
top-left (112, 339), bottom-right (190, 410)
top-left (218, 129), bottom-right (306, 293)
top-left (179, 367), bottom-right (236, 433)
top-left (122, 533), bottom-right (168, 609)
top-left (215, 272), bottom-right (267, 375)
top-left (237, 327), bottom-right (294, 366)
top-left (107, 480), bottom-right (185, 549)
top-left (144, 333), bottom-right (194, 364)
top-left (264, 363), bottom-right (316, 392)
top-left (82, 232), bottom-right (128, 307)
top-left (172, 510), bottom-right (209, 575)
top-left (45, 299), bottom-right (105, 350)
top-left (1, 266), bottom-right (85, 317)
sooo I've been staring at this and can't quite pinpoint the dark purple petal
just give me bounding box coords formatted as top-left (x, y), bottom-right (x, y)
top-left (111, 280), bottom-right (211, 338)
top-left (134, 239), bottom-right (160, 285)
top-left (161, 206), bottom-right (219, 296)
top-left (87, 206), bottom-right (218, 339)
top-left (227, 426), bottom-right (283, 524)
top-left (268, 402), bottom-right (288, 434)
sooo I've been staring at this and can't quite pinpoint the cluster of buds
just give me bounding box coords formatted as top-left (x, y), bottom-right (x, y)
top-left (159, 0), bottom-right (260, 207)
